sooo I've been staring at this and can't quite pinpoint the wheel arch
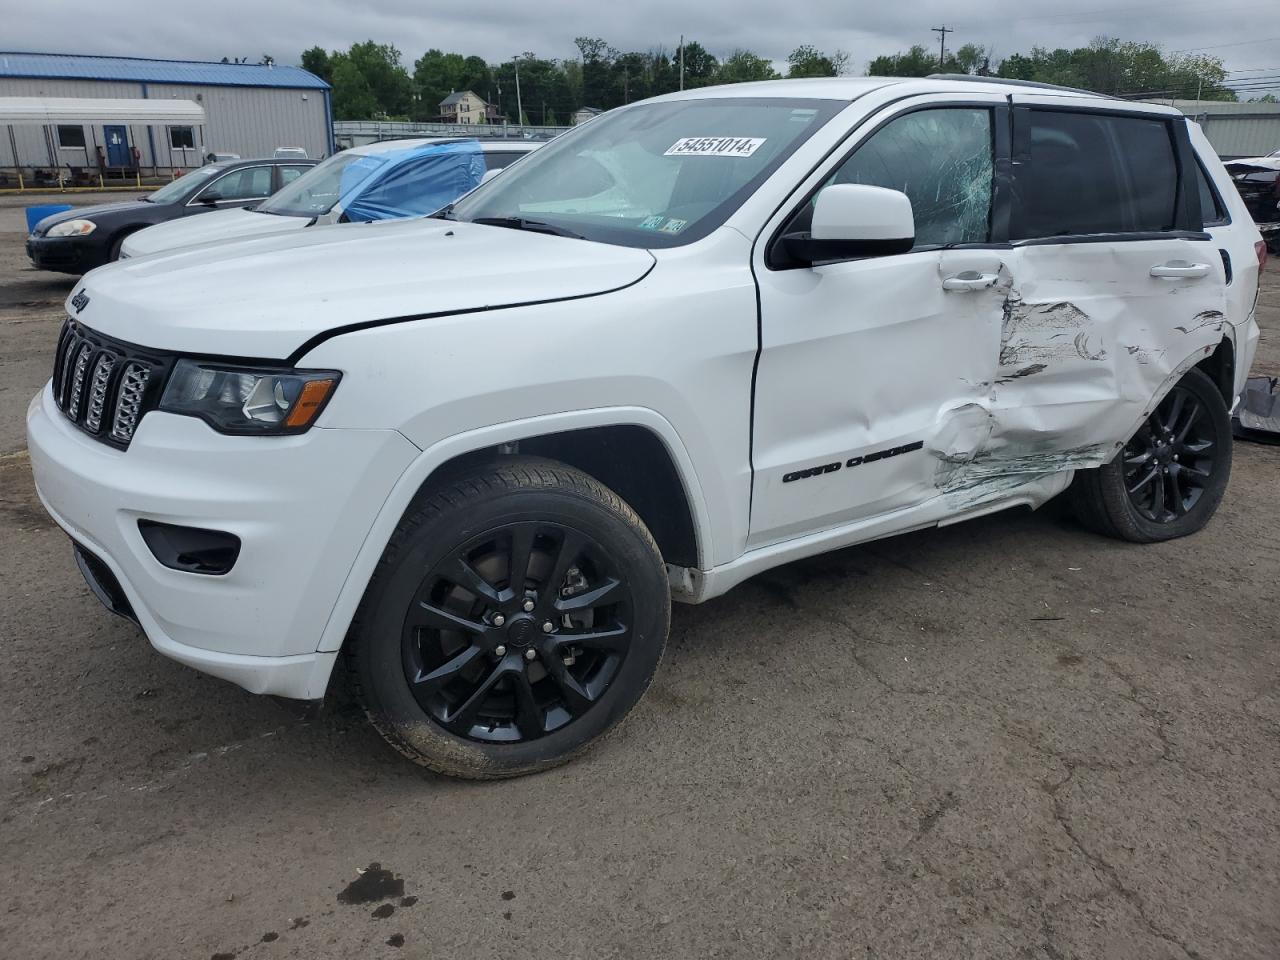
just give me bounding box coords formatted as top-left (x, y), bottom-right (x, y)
top-left (315, 406), bottom-right (713, 656)
top-left (1194, 334), bottom-right (1236, 406)
top-left (106, 223), bottom-right (145, 261)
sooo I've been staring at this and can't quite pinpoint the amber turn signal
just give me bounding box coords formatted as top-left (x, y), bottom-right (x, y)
top-left (284, 378), bottom-right (338, 428)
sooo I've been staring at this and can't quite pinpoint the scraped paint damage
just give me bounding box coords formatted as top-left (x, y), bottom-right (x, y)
top-left (924, 257), bottom-right (1229, 510)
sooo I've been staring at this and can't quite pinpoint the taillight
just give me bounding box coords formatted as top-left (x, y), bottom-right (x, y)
top-left (1258, 240), bottom-right (1268, 274)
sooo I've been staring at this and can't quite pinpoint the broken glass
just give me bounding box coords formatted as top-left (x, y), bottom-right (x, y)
top-left (827, 107), bottom-right (994, 246)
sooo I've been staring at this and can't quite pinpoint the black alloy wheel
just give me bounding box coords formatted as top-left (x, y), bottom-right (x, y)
top-left (1122, 385), bottom-right (1217, 523)
top-left (348, 458), bottom-right (669, 779)
top-left (1069, 366), bottom-right (1232, 543)
top-left (404, 520), bottom-right (634, 743)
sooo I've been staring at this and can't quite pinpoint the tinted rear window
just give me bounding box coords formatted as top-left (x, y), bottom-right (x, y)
top-left (1015, 111), bottom-right (1178, 239)
top-left (483, 151), bottom-right (529, 170)
top-left (1196, 162), bottom-right (1227, 225)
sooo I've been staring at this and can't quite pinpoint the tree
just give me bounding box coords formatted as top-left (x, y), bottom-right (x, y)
top-left (993, 38), bottom-right (1234, 100)
top-left (345, 41), bottom-right (414, 117)
top-left (718, 50), bottom-right (779, 84)
top-left (300, 46), bottom-right (331, 83)
top-left (867, 45), bottom-right (937, 77)
top-left (575, 36), bottom-right (618, 108)
top-left (329, 56), bottom-right (378, 119)
top-left (678, 40), bottom-right (720, 87)
top-left (787, 45), bottom-right (849, 78)
top-left (868, 42), bottom-right (989, 77)
top-left (953, 44), bottom-right (988, 75)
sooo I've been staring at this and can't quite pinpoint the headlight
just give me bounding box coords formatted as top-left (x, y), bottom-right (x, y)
top-left (159, 360), bottom-right (341, 435)
top-left (46, 219), bottom-right (97, 238)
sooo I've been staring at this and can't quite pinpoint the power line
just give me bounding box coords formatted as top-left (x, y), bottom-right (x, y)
top-left (1174, 36), bottom-right (1280, 52)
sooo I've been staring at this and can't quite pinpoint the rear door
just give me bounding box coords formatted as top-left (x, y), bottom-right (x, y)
top-left (996, 100), bottom-right (1228, 464)
top-left (189, 164), bottom-right (276, 211)
top-left (275, 163), bottom-right (314, 192)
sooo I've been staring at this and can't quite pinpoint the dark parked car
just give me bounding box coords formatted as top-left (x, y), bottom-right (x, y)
top-left (25, 157), bottom-right (318, 274)
top-left (1225, 157), bottom-right (1280, 253)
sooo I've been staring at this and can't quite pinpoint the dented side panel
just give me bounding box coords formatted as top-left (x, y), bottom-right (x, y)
top-left (748, 92), bottom-right (1244, 552)
top-left (990, 238), bottom-right (1224, 449)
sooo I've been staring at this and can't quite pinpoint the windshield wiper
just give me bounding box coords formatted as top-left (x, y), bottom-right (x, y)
top-left (432, 203), bottom-right (457, 221)
top-left (471, 216), bottom-right (585, 240)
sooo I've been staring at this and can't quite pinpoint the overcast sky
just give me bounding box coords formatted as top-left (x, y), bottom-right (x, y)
top-left (7, 0), bottom-right (1279, 95)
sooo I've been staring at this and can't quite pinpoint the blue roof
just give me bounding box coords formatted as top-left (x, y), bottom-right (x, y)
top-left (0, 52), bottom-right (329, 90)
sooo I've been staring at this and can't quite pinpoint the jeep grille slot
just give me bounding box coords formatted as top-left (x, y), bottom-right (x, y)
top-left (84, 353), bottom-right (116, 433)
top-left (51, 319), bottom-right (169, 449)
top-left (111, 363), bottom-right (151, 444)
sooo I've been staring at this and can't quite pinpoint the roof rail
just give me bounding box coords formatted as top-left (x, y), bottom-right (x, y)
top-left (925, 74), bottom-right (1116, 99)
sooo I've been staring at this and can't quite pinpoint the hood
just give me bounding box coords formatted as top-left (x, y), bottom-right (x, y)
top-left (70, 218), bottom-right (656, 359)
top-left (33, 199), bottom-right (152, 235)
top-left (122, 207), bottom-right (307, 257)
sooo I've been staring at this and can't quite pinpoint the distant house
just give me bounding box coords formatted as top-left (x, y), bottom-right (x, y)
top-left (438, 90), bottom-right (500, 125)
top-left (572, 107), bottom-right (603, 125)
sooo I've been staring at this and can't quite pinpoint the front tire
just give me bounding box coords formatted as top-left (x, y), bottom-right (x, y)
top-left (1069, 367), bottom-right (1232, 543)
top-left (348, 458), bottom-right (670, 779)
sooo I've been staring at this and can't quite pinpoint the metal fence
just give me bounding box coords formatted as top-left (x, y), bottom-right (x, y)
top-left (334, 120), bottom-right (571, 148)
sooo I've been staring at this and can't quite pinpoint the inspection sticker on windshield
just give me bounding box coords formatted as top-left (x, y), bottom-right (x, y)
top-left (665, 137), bottom-right (766, 158)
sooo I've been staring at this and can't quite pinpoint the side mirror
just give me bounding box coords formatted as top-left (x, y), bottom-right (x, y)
top-left (783, 183), bottom-right (915, 264)
top-left (480, 168), bottom-right (503, 184)
top-left (199, 191), bottom-right (223, 206)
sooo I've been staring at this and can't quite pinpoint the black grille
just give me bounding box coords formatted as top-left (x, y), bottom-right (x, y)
top-left (51, 320), bottom-right (172, 449)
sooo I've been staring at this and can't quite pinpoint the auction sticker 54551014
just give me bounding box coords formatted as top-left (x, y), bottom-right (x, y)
top-left (665, 137), bottom-right (766, 158)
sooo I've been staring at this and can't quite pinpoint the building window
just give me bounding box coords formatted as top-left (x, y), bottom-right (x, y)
top-left (169, 126), bottom-right (196, 150)
top-left (57, 125), bottom-right (86, 149)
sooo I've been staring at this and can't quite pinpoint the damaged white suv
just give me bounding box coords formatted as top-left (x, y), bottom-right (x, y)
top-left (28, 77), bottom-right (1264, 778)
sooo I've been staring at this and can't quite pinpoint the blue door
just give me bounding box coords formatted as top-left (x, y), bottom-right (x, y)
top-left (104, 125), bottom-right (129, 166)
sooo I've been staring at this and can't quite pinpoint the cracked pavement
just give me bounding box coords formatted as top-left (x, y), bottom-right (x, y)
top-left (1, 196), bottom-right (1278, 959)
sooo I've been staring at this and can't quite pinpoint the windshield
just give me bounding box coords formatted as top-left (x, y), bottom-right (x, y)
top-left (257, 151), bottom-right (386, 217)
top-left (147, 166), bottom-right (224, 204)
top-left (448, 97), bottom-right (844, 247)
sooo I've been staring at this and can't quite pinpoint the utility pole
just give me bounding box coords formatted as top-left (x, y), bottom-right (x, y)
top-left (679, 35), bottom-right (685, 91)
top-left (513, 55), bottom-right (524, 131)
top-left (931, 25), bottom-right (953, 70)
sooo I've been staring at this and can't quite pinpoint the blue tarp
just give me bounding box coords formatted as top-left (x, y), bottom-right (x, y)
top-left (339, 139), bottom-right (486, 223)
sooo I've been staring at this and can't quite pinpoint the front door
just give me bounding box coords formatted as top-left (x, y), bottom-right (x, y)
top-left (750, 97), bottom-right (1012, 547)
top-left (103, 125), bottom-right (129, 167)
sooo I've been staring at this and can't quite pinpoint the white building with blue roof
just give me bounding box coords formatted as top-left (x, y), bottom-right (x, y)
top-left (0, 51), bottom-right (332, 177)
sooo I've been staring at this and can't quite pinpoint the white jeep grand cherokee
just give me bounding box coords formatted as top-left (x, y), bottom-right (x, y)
top-left (28, 77), bottom-right (1265, 778)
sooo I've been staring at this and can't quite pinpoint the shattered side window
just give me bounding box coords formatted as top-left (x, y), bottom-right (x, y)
top-left (827, 108), bottom-right (994, 246)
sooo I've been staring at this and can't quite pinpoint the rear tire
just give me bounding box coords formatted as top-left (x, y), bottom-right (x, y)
top-left (1069, 367), bottom-right (1231, 543)
top-left (347, 458), bottom-right (670, 779)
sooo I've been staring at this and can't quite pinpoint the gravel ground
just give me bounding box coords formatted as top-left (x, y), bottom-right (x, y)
top-left (1, 196), bottom-right (1277, 960)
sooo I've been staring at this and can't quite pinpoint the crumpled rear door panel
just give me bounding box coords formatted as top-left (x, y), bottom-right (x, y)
top-left (941, 237), bottom-right (1230, 496)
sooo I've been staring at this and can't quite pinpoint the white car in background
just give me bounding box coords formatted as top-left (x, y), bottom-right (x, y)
top-left (121, 138), bottom-right (539, 258)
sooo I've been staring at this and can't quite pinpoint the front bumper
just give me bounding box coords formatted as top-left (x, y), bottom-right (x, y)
top-left (26, 383), bottom-right (419, 699)
top-left (26, 234), bottom-right (106, 274)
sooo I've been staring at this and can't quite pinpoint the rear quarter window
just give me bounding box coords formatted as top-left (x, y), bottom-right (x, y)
top-left (1196, 161), bottom-right (1228, 226)
top-left (1015, 110), bottom-right (1179, 239)
top-left (483, 151), bottom-right (530, 171)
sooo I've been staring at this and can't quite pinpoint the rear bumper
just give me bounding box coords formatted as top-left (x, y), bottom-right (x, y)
top-left (26, 383), bottom-right (419, 699)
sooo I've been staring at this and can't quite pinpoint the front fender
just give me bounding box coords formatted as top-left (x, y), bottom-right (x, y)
top-left (312, 405), bottom-right (714, 654)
